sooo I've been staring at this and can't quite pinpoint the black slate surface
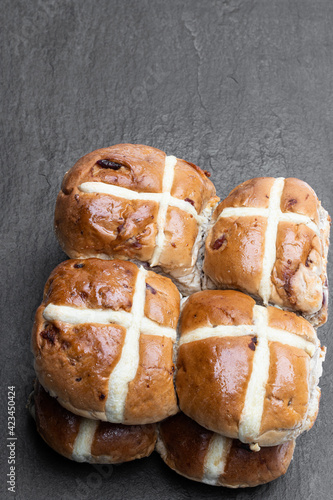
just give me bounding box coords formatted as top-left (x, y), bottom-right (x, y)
top-left (1, 1), bottom-right (333, 499)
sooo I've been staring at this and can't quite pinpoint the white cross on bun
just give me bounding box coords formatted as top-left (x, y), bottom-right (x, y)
top-left (32, 258), bottom-right (180, 424)
top-left (156, 412), bottom-right (295, 488)
top-left (54, 144), bottom-right (219, 294)
top-left (176, 290), bottom-right (325, 448)
top-left (204, 177), bottom-right (330, 326)
top-left (29, 381), bottom-right (157, 464)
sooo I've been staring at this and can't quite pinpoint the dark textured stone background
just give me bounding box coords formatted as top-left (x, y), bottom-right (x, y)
top-left (1, 0), bottom-right (333, 499)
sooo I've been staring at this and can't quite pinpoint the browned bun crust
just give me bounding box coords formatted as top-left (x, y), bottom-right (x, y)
top-left (157, 412), bottom-right (295, 488)
top-left (31, 258), bottom-right (179, 424)
top-left (31, 381), bottom-right (157, 463)
top-left (204, 177), bottom-right (330, 326)
top-left (54, 144), bottom-right (218, 280)
top-left (176, 290), bottom-right (323, 446)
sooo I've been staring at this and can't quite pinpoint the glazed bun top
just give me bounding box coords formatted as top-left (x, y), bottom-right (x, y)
top-left (204, 177), bottom-right (329, 325)
top-left (55, 144), bottom-right (219, 290)
top-left (176, 290), bottom-right (324, 447)
top-left (32, 258), bottom-right (180, 425)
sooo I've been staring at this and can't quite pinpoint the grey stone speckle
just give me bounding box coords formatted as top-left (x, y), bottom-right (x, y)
top-left (1, 0), bottom-right (332, 499)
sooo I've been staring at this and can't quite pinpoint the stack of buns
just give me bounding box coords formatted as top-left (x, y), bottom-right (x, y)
top-left (30, 144), bottom-right (330, 488)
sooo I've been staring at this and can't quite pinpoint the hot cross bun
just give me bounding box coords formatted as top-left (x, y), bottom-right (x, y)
top-left (157, 412), bottom-right (295, 488)
top-left (204, 178), bottom-right (330, 326)
top-left (55, 144), bottom-right (219, 294)
top-left (176, 290), bottom-right (325, 448)
top-left (32, 258), bottom-right (180, 424)
top-left (30, 381), bottom-right (157, 464)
